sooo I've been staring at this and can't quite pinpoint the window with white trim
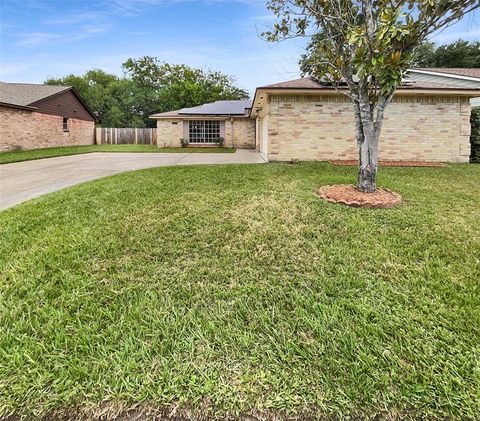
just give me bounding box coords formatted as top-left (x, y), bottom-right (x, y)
top-left (188, 120), bottom-right (221, 143)
top-left (63, 117), bottom-right (69, 132)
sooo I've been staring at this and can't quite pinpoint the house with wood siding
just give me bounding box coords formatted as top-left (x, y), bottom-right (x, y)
top-left (0, 82), bottom-right (96, 151)
top-left (406, 68), bottom-right (480, 106)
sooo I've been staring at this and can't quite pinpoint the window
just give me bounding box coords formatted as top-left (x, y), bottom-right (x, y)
top-left (188, 120), bottom-right (221, 143)
top-left (63, 117), bottom-right (69, 132)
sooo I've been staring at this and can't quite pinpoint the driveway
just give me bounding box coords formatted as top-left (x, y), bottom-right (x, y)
top-left (0, 150), bottom-right (266, 210)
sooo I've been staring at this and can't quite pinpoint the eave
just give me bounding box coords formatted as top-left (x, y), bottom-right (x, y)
top-left (250, 87), bottom-right (480, 118)
top-left (0, 101), bottom-right (38, 111)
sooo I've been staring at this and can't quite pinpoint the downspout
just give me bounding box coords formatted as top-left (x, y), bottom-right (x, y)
top-left (255, 116), bottom-right (259, 151)
top-left (230, 117), bottom-right (234, 148)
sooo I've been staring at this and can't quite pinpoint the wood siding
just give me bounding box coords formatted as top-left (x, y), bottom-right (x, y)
top-left (30, 90), bottom-right (95, 122)
top-left (406, 72), bottom-right (480, 89)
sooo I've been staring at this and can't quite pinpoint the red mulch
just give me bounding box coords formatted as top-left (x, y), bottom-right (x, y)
top-left (319, 184), bottom-right (402, 208)
top-left (330, 160), bottom-right (445, 167)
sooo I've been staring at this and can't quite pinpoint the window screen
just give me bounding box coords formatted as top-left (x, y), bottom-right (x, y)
top-left (188, 120), bottom-right (221, 143)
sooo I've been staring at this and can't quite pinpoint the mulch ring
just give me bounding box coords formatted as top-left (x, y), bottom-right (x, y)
top-left (330, 160), bottom-right (446, 167)
top-left (318, 184), bottom-right (402, 208)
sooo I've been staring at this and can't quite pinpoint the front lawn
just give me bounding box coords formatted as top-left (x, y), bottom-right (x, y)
top-left (0, 144), bottom-right (236, 165)
top-left (0, 162), bottom-right (479, 419)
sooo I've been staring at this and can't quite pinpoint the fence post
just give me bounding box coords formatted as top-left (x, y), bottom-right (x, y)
top-left (135, 128), bottom-right (138, 145)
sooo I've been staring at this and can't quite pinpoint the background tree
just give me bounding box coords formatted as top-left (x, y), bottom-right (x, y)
top-left (45, 58), bottom-right (248, 128)
top-left (122, 57), bottom-right (249, 116)
top-left (265, 0), bottom-right (479, 192)
top-left (411, 39), bottom-right (480, 67)
top-left (45, 70), bottom-right (145, 127)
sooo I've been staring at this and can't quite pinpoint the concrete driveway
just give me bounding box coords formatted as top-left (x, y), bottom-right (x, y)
top-left (0, 150), bottom-right (266, 210)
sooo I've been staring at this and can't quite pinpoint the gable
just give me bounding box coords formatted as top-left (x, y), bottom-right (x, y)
top-left (30, 89), bottom-right (96, 122)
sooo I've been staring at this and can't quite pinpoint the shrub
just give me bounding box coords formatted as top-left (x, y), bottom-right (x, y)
top-left (217, 137), bottom-right (225, 147)
top-left (180, 138), bottom-right (189, 148)
top-left (471, 106), bottom-right (480, 163)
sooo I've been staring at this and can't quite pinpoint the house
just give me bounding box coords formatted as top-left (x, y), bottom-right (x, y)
top-left (0, 82), bottom-right (96, 152)
top-left (151, 74), bottom-right (480, 163)
top-left (150, 100), bottom-right (255, 149)
top-left (406, 68), bottom-right (480, 106)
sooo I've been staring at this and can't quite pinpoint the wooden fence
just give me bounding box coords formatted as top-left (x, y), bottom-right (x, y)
top-left (95, 128), bottom-right (157, 145)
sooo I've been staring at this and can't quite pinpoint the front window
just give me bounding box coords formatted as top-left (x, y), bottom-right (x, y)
top-left (63, 117), bottom-right (69, 132)
top-left (188, 120), bottom-right (220, 143)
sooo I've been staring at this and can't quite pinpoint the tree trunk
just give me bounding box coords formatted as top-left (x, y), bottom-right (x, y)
top-left (355, 91), bottom-right (379, 193)
top-left (357, 137), bottom-right (378, 193)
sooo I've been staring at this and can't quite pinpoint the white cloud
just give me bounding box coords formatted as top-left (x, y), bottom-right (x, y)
top-left (0, 63), bottom-right (32, 78)
top-left (14, 32), bottom-right (62, 46)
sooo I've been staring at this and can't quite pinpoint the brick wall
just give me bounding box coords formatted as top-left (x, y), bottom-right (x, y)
top-left (156, 119), bottom-right (184, 147)
top-left (0, 106), bottom-right (94, 151)
top-left (232, 118), bottom-right (255, 149)
top-left (155, 117), bottom-right (255, 149)
top-left (266, 94), bottom-right (471, 163)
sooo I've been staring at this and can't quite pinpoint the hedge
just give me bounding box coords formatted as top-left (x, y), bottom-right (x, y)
top-left (471, 106), bottom-right (480, 163)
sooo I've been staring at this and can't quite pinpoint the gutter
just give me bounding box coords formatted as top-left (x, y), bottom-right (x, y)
top-left (0, 102), bottom-right (38, 111)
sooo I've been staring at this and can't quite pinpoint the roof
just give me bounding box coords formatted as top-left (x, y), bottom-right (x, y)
top-left (259, 78), bottom-right (326, 89)
top-left (0, 82), bottom-right (70, 107)
top-left (411, 68), bottom-right (480, 79)
top-left (151, 100), bottom-right (252, 118)
top-left (258, 76), bottom-right (480, 91)
top-left (0, 81), bottom-right (97, 120)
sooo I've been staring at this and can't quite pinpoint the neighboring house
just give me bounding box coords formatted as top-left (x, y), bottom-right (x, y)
top-left (406, 68), bottom-right (480, 106)
top-left (151, 100), bottom-right (255, 149)
top-left (0, 82), bottom-right (96, 152)
top-left (152, 75), bottom-right (480, 163)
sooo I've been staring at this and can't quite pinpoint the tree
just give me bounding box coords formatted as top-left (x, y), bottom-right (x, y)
top-left (411, 39), bottom-right (480, 67)
top-left (410, 41), bottom-right (436, 67)
top-left (45, 59), bottom-right (249, 128)
top-left (45, 70), bottom-right (146, 127)
top-left (265, 1), bottom-right (479, 192)
top-left (122, 57), bottom-right (249, 115)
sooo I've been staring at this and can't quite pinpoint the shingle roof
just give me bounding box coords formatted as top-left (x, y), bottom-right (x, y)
top-left (258, 78), bottom-right (325, 89)
top-left (257, 76), bottom-right (480, 90)
top-left (0, 82), bottom-right (70, 107)
top-left (151, 100), bottom-right (252, 118)
top-left (412, 68), bottom-right (480, 79)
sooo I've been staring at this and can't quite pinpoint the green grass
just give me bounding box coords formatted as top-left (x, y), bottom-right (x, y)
top-left (0, 144), bottom-right (236, 164)
top-left (0, 162), bottom-right (479, 420)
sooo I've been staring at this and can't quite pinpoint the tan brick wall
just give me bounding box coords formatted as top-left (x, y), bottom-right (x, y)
top-left (155, 117), bottom-right (255, 149)
top-left (156, 119), bottom-right (184, 147)
top-left (0, 106), bottom-right (94, 151)
top-left (233, 118), bottom-right (255, 149)
top-left (266, 94), bottom-right (471, 163)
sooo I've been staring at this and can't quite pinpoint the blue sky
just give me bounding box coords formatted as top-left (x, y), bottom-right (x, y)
top-left (1, 0), bottom-right (479, 96)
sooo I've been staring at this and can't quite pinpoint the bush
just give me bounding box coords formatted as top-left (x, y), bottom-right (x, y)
top-left (471, 106), bottom-right (480, 163)
top-left (180, 138), bottom-right (189, 148)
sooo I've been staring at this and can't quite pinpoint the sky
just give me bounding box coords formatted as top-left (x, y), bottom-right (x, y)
top-left (0, 0), bottom-right (479, 96)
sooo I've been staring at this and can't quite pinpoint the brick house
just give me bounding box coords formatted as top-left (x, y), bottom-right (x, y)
top-left (152, 72), bottom-right (480, 163)
top-left (150, 100), bottom-right (255, 150)
top-left (0, 82), bottom-right (96, 152)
